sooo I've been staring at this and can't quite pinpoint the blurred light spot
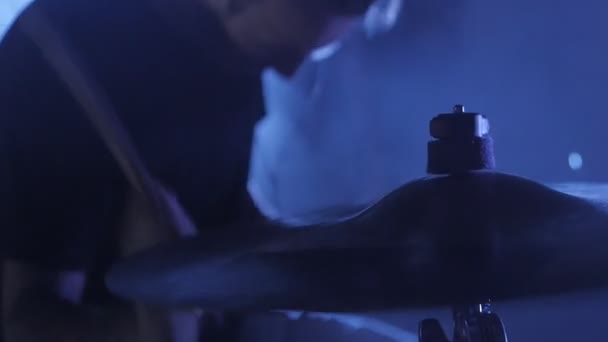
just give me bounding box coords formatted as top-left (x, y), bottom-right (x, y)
top-left (310, 42), bottom-right (341, 61)
top-left (568, 152), bottom-right (583, 170)
top-left (364, 0), bottom-right (403, 38)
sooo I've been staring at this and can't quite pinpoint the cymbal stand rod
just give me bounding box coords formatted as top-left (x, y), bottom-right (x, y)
top-left (418, 303), bottom-right (508, 342)
top-left (453, 304), bottom-right (491, 342)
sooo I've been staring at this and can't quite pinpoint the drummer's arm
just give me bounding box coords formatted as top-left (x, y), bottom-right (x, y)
top-left (2, 260), bottom-right (141, 342)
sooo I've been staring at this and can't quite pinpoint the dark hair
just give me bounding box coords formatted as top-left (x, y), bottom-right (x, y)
top-left (294, 0), bottom-right (375, 16)
top-left (325, 0), bottom-right (376, 15)
top-left (227, 0), bottom-right (374, 17)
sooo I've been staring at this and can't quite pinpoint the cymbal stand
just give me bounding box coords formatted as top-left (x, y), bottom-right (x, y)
top-left (418, 303), bottom-right (508, 342)
top-left (420, 105), bottom-right (506, 341)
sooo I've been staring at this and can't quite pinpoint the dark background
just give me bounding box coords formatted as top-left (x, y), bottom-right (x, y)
top-left (254, 0), bottom-right (608, 216)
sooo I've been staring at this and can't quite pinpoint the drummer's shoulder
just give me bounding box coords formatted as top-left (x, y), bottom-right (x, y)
top-left (1, 0), bottom-right (84, 37)
top-left (0, 0), bottom-right (83, 68)
top-left (0, 0), bottom-right (152, 53)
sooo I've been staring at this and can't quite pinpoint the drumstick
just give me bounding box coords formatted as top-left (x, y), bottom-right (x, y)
top-left (18, 5), bottom-right (338, 254)
top-left (19, 8), bottom-right (162, 206)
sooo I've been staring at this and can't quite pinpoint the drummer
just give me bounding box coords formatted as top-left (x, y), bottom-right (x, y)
top-left (0, 0), bottom-right (377, 341)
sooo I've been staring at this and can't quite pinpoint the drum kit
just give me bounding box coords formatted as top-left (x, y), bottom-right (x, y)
top-left (106, 105), bottom-right (608, 342)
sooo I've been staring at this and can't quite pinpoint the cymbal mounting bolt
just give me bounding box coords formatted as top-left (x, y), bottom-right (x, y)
top-left (453, 104), bottom-right (466, 114)
top-left (481, 302), bottom-right (492, 314)
top-left (426, 104), bottom-right (496, 174)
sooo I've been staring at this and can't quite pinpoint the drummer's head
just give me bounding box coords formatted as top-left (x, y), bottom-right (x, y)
top-left (205, 0), bottom-right (375, 74)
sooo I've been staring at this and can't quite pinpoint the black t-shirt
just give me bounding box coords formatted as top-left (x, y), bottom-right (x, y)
top-left (0, 0), bottom-right (265, 301)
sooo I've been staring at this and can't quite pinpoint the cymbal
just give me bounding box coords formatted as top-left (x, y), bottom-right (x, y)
top-left (549, 182), bottom-right (608, 200)
top-left (106, 172), bottom-right (608, 312)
